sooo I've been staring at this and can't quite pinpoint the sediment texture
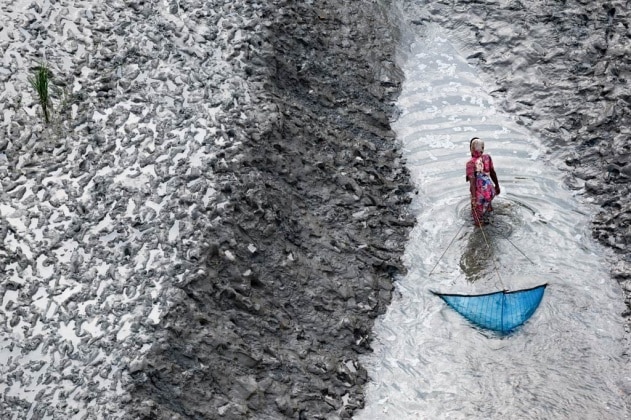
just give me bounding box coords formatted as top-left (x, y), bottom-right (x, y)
top-left (2, 0), bottom-right (629, 418)
top-left (128, 1), bottom-right (413, 419)
top-left (1, 0), bottom-right (255, 417)
top-left (0, 0), bottom-right (410, 418)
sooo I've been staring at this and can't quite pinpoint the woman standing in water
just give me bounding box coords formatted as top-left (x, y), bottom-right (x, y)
top-left (466, 137), bottom-right (500, 225)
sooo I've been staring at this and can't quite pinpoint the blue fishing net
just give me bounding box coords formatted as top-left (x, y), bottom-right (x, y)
top-left (434, 284), bottom-right (547, 334)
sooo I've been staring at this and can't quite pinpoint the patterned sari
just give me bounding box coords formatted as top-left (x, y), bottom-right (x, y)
top-left (466, 152), bottom-right (496, 224)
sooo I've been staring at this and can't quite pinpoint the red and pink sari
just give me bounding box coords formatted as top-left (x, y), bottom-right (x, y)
top-left (466, 152), bottom-right (496, 224)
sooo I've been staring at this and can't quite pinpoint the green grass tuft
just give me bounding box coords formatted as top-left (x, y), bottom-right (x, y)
top-left (29, 63), bottom-right (52, 124)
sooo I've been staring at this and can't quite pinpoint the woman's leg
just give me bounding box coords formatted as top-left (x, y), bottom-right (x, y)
top-left (472, 197), bottom-right (486, 226)
top-left (473, 175), bottom-right (494, 224)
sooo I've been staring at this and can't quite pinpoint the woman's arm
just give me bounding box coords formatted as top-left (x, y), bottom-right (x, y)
top-left (490, 167), bottom-right (500, 195)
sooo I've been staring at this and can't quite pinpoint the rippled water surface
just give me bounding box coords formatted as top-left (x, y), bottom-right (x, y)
top-left (356, 25), bottom-right (629, 420)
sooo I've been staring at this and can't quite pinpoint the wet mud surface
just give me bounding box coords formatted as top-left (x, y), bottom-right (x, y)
top-left (127, 1), bottom-right (414, 419)
top-left (1, 0), bottom-right (412, 417)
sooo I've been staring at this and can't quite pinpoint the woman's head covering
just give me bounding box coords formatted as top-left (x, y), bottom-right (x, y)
top-left (470, 137), bottom-right (484, 157)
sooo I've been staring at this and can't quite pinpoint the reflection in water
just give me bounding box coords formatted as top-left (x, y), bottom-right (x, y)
top-left (459, 227), bottom-right (494, 282)
top-left (459, 200), bottom-right (522, 283)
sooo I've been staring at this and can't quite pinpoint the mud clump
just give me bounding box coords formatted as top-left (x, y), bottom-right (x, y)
top-left (128, 1), bottom-right (414, 419)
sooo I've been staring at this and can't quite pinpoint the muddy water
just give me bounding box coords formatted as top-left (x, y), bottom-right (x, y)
top-left (355, 25), bottom-right (629, 420)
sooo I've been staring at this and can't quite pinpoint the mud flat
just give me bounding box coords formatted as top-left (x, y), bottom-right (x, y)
top-left (3, 0), bottom-right (627, 418)
top-left (127, 1), bottom-right (415, 418)
top-left (1, 0), bottom-right (413, 418)
top-left (0, 0), bottom-right (276, 417)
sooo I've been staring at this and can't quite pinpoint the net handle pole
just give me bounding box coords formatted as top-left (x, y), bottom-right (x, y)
top-left (501, 235), bottom-right (535, 265)
top-left (494, 196), bottom-right (535, 265)
top-left (429, 223), bottom-right (465, 276)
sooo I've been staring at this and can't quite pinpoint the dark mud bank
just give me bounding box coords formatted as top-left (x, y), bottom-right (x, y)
top-left (128, 1), bottom-right (414, 419)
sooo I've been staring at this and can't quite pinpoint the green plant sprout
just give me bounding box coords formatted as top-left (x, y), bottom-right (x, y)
top-left (29, 63), bottom-right (52, 124)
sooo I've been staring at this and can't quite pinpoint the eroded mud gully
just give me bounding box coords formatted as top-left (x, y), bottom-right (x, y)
top-left (128, 1), bottom-right (414, 418)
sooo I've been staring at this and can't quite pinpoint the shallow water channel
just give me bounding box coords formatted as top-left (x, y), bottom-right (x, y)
top-left (355, 25), bottom-right (629, 419)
